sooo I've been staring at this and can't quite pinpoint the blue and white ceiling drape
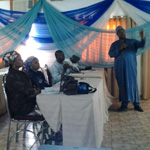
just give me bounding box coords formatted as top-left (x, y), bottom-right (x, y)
top-left (0, 0), bottom-right (115, 50)
top-left (118, 0), bottom-right (150, 25)
top-left (0, 0), bottom-right (114, 26)
top-left (0, 0), bottom-right (150, 68)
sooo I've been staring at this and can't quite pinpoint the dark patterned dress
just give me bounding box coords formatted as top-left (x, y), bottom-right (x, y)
top-left (5, 67), bottom-right (39, 116)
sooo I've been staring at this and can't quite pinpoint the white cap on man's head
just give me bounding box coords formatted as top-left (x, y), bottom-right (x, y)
top-left (116, 26), bottom-right (124, 33)
top-left (73, 51), bottom-right (81, 58)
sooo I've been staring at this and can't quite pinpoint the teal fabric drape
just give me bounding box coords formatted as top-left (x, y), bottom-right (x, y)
top-left (0, 0), bottom-right (42, 57)
top-left (43, 0), bottom-right (150, 68)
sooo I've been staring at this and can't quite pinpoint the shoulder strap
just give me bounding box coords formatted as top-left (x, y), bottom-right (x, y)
top-left (79, 82), bottom-right (97, 93)
top-left (88, 85), bottom-right (97, 93)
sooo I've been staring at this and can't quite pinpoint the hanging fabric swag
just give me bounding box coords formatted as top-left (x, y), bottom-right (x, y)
top-left (0, 0), bottom-right (150, 68)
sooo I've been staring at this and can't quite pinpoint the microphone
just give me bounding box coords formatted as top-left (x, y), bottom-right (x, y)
top-left (120, 39), bottom-right (128, 50)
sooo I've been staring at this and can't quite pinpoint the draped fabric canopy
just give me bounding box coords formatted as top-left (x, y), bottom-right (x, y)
top-left (0, 0), bottom-right (150, 68)
top-left (0, 0), bottom-right (114, 50)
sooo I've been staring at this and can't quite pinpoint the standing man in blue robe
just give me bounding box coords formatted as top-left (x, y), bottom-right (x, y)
top-left (109, 26), bottom-right (145, 112)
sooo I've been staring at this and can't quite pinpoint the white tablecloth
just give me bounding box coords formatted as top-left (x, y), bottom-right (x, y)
top-left (37, 71), bottom-right (112, 148)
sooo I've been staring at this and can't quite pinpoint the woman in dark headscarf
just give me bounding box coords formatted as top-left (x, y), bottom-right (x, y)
top-left (3, 51), bottom-right (41, 116)
top-left (24, 56), bottom-right (50, 89)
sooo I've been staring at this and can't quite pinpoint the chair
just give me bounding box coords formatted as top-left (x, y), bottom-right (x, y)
top-left (0, 73), bottom-right (7, 115)
top-left (45, 64), bottom-right (52, 87)
top-left (3, 75), bottom-right (46, 150)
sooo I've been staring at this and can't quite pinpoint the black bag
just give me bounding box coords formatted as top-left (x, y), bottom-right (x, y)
top-left (60, 76), bottom-right (97, 95)
top-left (60, 76), bottom-right (78, 95)
top-left (78, 82), bottom-right (97, 94)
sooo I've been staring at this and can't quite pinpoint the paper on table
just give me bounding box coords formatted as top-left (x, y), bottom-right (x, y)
top-left (69, 70), bottom-right (102, 78)
top-left (41, 87), bottom-right (60, 94)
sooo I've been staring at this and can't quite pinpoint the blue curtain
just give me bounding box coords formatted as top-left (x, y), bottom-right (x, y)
top-left (0, 0), bottom-right (113, 26)
top-left (63, 0), bottom-right (113, 26)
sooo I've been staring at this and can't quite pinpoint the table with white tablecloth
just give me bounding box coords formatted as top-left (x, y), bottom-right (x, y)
top-left (36, 70), bottom-right (112, 148)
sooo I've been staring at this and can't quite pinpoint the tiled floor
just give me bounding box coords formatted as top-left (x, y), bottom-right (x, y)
top-left (0, 99), bottom-right (150, 150)
top-left (102, 99), bottom-right (150, 150)
top-left (0, 114), bottom-right (40, 150)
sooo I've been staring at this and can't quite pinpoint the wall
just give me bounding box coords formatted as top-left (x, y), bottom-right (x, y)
top-left (0, 0), bottom-right (26, 11)
top-left (0, 1), bottom-right (10, 10)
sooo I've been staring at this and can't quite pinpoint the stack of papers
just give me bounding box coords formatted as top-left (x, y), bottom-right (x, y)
top-left (69, 70), bottom-right (102, 78)
top-left (41, 87), bottom-right (60, 94)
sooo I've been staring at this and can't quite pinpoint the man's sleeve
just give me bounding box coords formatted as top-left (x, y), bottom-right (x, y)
top-left (134, 38), bottom-right (145, 49)
top-left (49, 64), bottom-right (61, 85)
top-left (109, 42), bottom-right (120, 58)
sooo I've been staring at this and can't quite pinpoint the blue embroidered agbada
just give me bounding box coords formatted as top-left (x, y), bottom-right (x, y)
top-left (109, 39), bottom-right (145, 104)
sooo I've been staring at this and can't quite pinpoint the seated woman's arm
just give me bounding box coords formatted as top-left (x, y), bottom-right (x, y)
top-left (6, 73), bottom-right (40, 98)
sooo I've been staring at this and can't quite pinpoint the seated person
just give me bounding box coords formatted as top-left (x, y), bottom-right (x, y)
top-left (64, 55), bottom-right (80, 73)
top-left (49, 50), bottom-right (71, 85)
top-left (3, 51), bottom-right (41, 116)
top-left (24, 56), bottom-right (50, 89)
top-left (65, 54), bottom-right (92, 72)
top-left (3, 52), bottom-right (61, 143)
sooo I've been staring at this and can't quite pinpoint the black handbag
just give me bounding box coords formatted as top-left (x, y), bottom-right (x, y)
top-left (60, 76), bottom-right (78, 95)
top-left (60, 76), bottom-right (97, 95)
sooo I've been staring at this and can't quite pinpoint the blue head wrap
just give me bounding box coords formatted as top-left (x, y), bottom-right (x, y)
top-left (24, 56), bottom-right (36, 71)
